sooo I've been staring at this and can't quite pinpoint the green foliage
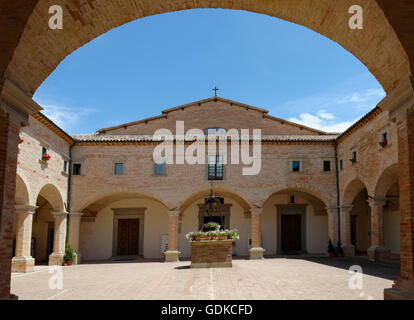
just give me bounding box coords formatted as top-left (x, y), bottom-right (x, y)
top-left (63, 244), bottom-right (75, 262)
top-left (203, 222), bottom-right (221, 232)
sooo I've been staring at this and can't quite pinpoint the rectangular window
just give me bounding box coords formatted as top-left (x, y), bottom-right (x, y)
top-left (63, 160), bottom-right (68, 173)
top-left (323, 160), bottom-right (331, 172)
top-left (292, 160), bottom-right (300, 172)
top-left (340, 159), bottom-right (343, 170)
top-left (42, 147), bottom-right (47, 157)
top-left (154, 162), bottom-right (166, 176)
top-left (73, 163), bottom-right (82, 176)
top-left (114, 163), bottom-right (124, 175)
top-left (352, 151), bottom-right (357, 163)
top-left (208, 155), bottom-right (223, 180)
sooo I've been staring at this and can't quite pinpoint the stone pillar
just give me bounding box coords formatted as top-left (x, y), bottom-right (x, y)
top-left (0, 79), bottom-right (40, 299)
top-left (326, 206), bottom-right (339, 246)
top-left (249, 207), bottom-right (265, 259)
top-left (164, 209), bottom-right (180, 262)
top-left (381, 77), bottom-right (414, 300)
top-left (340, 205), bottom-right (355, 256)
top-left (68, 212), bottom-right (83, 264)
top-left (0, 110), bottom-right (24, 298)
top-left (11, 205), bottom-right (37, 272)
top-left (48, 211), bottom-right (68, 266)
top-left (367, 199), bottom-right (390, 261)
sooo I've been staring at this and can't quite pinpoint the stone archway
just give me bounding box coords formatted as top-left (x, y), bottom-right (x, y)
top-left (262, 188), bottom-right (329, 255)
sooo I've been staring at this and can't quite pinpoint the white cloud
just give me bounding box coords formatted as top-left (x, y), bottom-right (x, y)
top-left (289, 112), bottom-right (356, 133)
top-left (280, 87), bottom-right (385, 133)
top-left (40, 103), bottom-right (95, 132)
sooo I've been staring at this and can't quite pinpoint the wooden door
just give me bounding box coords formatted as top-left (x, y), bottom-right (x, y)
top-left (117, 219), bottom-right (139, 256)
top-left (281, 214), bottom-right (302, 252)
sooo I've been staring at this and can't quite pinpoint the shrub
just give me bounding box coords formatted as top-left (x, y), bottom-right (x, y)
top-left (63, 244), bottom-right (75, 262)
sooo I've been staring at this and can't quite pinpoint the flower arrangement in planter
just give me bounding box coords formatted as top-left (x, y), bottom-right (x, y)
top-left (63, 244), bottom-right (75, 266)
top-left (18, 137), bottom-right (24, 144)
top-left (185, 223), bottom-right (240, 241)
top-left (335, 245), bottom-right (344, 258)
top-left (42, 153), bottom-right (51, 161)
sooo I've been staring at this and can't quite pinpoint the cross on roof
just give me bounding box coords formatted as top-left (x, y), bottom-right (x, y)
top-left (212, 86), bottom-right (219, 97)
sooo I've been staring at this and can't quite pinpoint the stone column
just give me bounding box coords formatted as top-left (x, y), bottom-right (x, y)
top-left (367, 199), bottom-right (390, 261)
top-left (381, 77), bottom-right (414, 300)
top-left (164, 209), bottom-right (181, 262)
top-left (68, 212), bottom-right (83, 264)
top-left (11, 205), bottom-right (37, 272)
top-left (0, 79), bottom-right (40, 299)
top-left (248, 207), bottom-right (265, 259)
top-left (48, 211), bottom-right (68, 266)
top-left (340, 205), bottom-right (355, 256)
top-left (326, 206), bottom-right (339, 246)
top-left (0, 109), bottom-right (25, 298)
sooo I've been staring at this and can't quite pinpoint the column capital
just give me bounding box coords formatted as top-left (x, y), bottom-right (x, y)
top-left (367, 198), bottom-right (386, 207)
top-left (69, 211), bottom-right (83, 217)
top-left (340, 205), bottom-right (353, 213)
top-left (168, 209), bottom-right (180, 217)
top-left (51, 210), bottom-right (68, 217)
top-left (326, 206), bottom-right (339, 212)
top-left (14, 205), bottom-right (37, 215)
top-left (250, 207), bottom-right (262, 215)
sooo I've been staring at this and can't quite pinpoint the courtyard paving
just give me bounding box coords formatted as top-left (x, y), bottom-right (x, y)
top-left (11, 256), bottom-right (400, 300)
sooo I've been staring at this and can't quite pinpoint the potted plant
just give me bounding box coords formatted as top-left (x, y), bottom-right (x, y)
top-left (328, 239), bottom-right (336, 258)
top-left (336, 245), bottom-right (344, 258)
top-left (194, 231), bottom-right (211, 241)
top-left (63, 244), bottom-right (75, 266)
top-left (228, 229), bottom-right (240, 240)
top-left (379, 140), bottom-right (388, 147)
top-left (203, 222), bottom-right (220, 232)
top-left (18, 137), bottom-right (24, 144)
top-left (42, 153), bottom-right (51, 161)
top-left (211, 230), bottom-right (228, 240)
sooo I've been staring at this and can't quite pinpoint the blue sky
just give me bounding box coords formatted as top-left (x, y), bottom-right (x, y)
top-left (34, 9), bottom-right (385, 134)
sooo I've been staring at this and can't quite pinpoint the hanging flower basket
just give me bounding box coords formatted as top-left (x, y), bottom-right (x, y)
top-left (42, 153), bottom-right (51, 161)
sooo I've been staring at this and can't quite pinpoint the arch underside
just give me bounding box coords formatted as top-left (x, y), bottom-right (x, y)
top-left (5, 0), bottom-right (410, 97)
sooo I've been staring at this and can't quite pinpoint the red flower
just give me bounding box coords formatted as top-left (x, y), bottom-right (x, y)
top-left (42, 153), bottom-right (51, 161)
top-left (19, 137), bottom-right (24, 144)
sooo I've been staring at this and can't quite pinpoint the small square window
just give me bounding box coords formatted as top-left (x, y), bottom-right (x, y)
top-left (114, 163), bottom-right (124, 175)
top-left (292, 161), bottom-right (300, 172)
top-left (154, 162), bottom-right (166, 175)
top-left (323, 160), bottom-right (331, 172)
top-left (73, 163), bottom-right (82, 175)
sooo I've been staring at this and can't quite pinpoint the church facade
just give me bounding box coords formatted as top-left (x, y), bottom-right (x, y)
top-left (11, 97), bottom-right (399, 272)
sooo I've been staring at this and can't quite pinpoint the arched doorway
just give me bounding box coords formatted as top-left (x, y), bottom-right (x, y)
top-left (262, 187), bottom-right (329, 255)
top-left (77, 191), bottom-right (169, 261)
top-left (32, 184), bottom-right (66, 265)
top-left (341, 179), bottom-right (370, 256)
top-left (371, 164), bottom-right (399, 259)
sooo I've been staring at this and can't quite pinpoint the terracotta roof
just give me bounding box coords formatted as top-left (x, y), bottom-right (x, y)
top-left (72, 134), bottom-right (338, 143)
top-left (32, 113), bottom-right (75, 144)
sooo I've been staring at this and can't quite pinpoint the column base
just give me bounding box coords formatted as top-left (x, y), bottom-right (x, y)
top-left (0, 294), bottom-right (18, 300)
top-left (11, 256), bottom-right (35, 273)
top-left (249, 247), bottom-right (265, 260)
top-left (367, 246), bottom-right (391, 261)
top-left (73, 252), bottom-right (81, 265)
top-left (384, 280), bottom-right (414, 300)
top-left (48, 253), bottom-right (64, 266)
top-left (341, 244), bottom-right (355, 257)
top-left (164, 250), bottom-right (180, 262)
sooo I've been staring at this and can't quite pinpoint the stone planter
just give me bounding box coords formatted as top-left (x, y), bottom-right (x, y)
top-left (195, 236), bottom-right (211, 241)
top-left (191, 239), bottom-right (234, 268)
top-left (211, 235), bottom-right (228, 240)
